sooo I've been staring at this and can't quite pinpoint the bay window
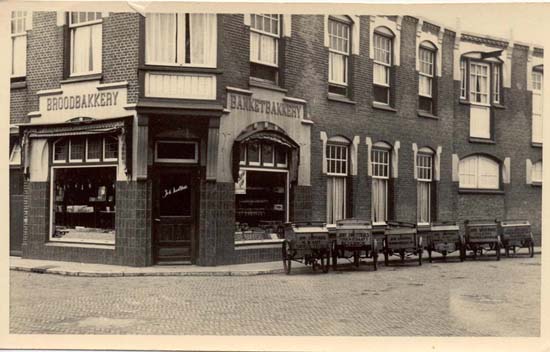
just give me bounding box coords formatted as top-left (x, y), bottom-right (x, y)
top-left (532, 70), bottom-right (543, 144)
top-left (69, 12), bottom-right (103, 76)
top-left (328, 17), bottom-right (350, 96)
top-left (326, 143), bottom-right (348, 224)
top-left (11, 11), bottom-right (28, 78)
top-left (418, 42), bottom-right (436, 113)
top-left (250, 14), bottom-right (280, 83)
top-left (373, 28), bottom-right (393, 105)
top-left (372, 146), bottom-right (390, 224)
top-left (416, 151), bottom-right (433, 224)
top-left (459, 155), bottom-right (500, 190)
top-left (145, 13), bottom-right (217, 67)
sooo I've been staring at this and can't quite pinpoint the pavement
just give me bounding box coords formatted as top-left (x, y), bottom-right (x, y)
top-left (10, 253), bottom-right (541, 335)
top-left (9, 246), bottom-right (541, 277)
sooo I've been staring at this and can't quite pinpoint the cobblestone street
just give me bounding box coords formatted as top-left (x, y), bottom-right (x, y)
top-left (10, 255), bottom-right (540, 336)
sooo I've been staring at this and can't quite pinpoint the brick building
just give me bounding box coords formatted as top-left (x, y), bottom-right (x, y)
top-left (9, 12), bottom-right (543, 266)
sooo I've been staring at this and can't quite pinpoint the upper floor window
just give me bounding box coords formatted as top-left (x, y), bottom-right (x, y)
top-left (250, 14), bottom-right (280, 84)
top-left (69, 12), bottom-right (103, 76)
top-left (145, 13), bottom-right (217, 68)
top-left (459, 155), bottom-right (499, 190)
top-left (469, 62), bottom-right (490, 104)
top-left (373, 27), bottom-right (394, 105)
top-left (532, 69), bottom-right (543, 145)
top-left (460, 57), bottom-right (502, 106)
top-left (328, 17), bottom-right (351, 96)
top-left (418, 41), bottom-right (436, 113)
top-left (11, 11), bottom-right (28, 78)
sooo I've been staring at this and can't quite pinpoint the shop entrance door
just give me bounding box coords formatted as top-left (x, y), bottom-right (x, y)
top-left (153, 168), bottom-right (197, 264)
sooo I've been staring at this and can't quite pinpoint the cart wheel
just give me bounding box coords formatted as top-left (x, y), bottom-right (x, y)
top-left (373, 252), bottom-right (378, 271)
top-left (384, 250), bottom-right (389, 266)
top-left (496, 242), bottom-right (501, 261)
top-left (459, 245), bottom-right (465, 262)
top-left (320, 251), bottom-right (329, 273)
top-left (428, 249), bottom-right (433, 263)
top-left (529, 241), bottom-right (535, 258)
top-left (418, 250), bottom-right (422, 266)
top-left (282, 241), bottom-right (292, 275)
top-left (353, 251), bottom-right (360, 267)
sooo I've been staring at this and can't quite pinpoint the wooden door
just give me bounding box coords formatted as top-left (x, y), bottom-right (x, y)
top-left (153, 168), bottom-right (197, 264)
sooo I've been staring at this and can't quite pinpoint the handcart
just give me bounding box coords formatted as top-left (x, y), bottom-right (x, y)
top-left (383, 221), bottom-right (423, 266)
top-left (498, 220), bottom-right (534, 257)
top-left (464, 219), bottom-right (500, 261)
top-left (330, 219), bottom-right (378, 271)
top-left (282, 221), bottom-right (331, 274)
top-left (422, 222), bottom-right (465, 262)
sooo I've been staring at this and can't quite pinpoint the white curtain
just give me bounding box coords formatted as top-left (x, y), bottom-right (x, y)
top-left (327, 176), bottom-right (346, 224)
top-left (419, 75), bottom-right (431, 97)
top-left (329, 52), bottom-right (346, 85)
top-left (374, 63), bottom-right (388, 85)
top-left (146, 13), bottom-right (176, 64)
top-left (11, 35), bottom-right (26, 76)
top-left (372, 178), bottom-right (387, 223)
top-left (532, 90), bottom-right (543, 143)
top-left (250, 31), bottom-right (277, 65)
top-left (72, 23), bottom-right (101, 74)
top-left (190, 14), bottom-right (217, 67)
top-left (417, 182), bottom-right (430, 224)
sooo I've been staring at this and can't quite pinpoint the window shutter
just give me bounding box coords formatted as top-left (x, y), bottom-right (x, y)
top-left (452, 154), bottom-right (459, 182)
top-left (526, 159), bottom-right (533, 185)
top-left (412, 143), bottom-right (418, 180)
top-left (502, 157), bottom-right (511, 184)
top-left (392, 141), bottom-right (400, 178)
top-left (434, 146), bottom-right (442, 181)
top-left (320, 131), bottom-right (328, 174)
top-left (366, 137), bottom-right (372, 176)
top-left (350, 136), bottom-right (359, 176)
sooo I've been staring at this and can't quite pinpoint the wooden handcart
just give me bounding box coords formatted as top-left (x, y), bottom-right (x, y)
top-left (282, 221), bottom-right (331, 274)
top-left (464, 219), bottom-right (500, 261)
top-left (383, 221), bottom-right (423, 266)
top-left (498, 220), bottom-right (534, 257)
top-left (330, 219), bottom-right (378, 271)
top-left (422, 222), bottom-right (465, 262)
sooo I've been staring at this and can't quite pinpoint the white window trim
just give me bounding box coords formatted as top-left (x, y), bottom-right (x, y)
top-left (103, 136), bottom-right (119, 162)
top-left (262, 144), bottom-right (275, 167)
top-left (85, 138), bottom-right (101, 162)
top-left (415, 22), bottom-right (443, 77)
top-left (154, 140), bottom-right (198, 164)
top-left (468, 61), bottom-right (491, 107)
top-left (69, 14), bottom-right (103, 77)
top-left (239, 146), bottom-right (247, 166)
top-left (247, 142), bottom-right (261, 166)
top-left (324, 15), bottom-right (359, 55)
top-left (68, 139), bottom-right (84, 163)
top-left (49, 164), bottom-right (118, 246)
top-left (369, 16), bottom-right (401, 66)
top-left (276, 149), bottom-right (288, 168)
top-left (326, 143), bottom-right (349, 177)
top-left (11, 11), bottom-right (29, 78)
top-left (459, 155), bottom-right (500, 190)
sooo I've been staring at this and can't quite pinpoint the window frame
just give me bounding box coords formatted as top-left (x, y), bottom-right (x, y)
top-left (326, 143), bottom-right (349, 177)
top-left (418, 44), bottom-right (435, 98)
top-left (328, 16), bottom-right (351, 89)
top-left (460, 57), bottom-right (503, 106)
top-left (532, 69), bottom-right (544, 144)
top-left (154, 140), bottom-right (199, 164)
top-left (11, 11), bottom-right (28, 78)
top-left (458, 154), bottom-right (501, 190)
top-left (416, 150), bottom-right (433, 225)
top-left (68, 12), bottom-right (103, 77)
top-left (249, 14), bottom-right (281, 68)
top-left (371, 145), bottom-right (391, 225)
top-left (373, 29), bottom-right (393, 105)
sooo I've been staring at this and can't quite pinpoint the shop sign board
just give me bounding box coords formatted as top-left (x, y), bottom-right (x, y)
top-left (35, 80), bottom-right (129, 123)
top-left (227, 90), bottom-right (304, 120)
top-left (466, 224), bottom-right (498, 243)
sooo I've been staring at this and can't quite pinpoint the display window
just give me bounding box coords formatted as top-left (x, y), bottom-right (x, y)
top-left (239, 142), bottom-right (288, 169)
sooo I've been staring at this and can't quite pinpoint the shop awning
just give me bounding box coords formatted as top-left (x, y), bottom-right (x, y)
top-left (235, 130), bottom-right (299, 149)
top-left (20, 116), bottom-right (131, 139)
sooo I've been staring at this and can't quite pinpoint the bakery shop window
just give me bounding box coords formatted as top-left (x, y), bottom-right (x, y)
top-left (50, 135), bottom-right (119, 245)
top-left (235, 141), bottom-right (289, 243)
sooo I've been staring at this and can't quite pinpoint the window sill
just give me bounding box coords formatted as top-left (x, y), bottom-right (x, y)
top-left (458, 189), bottom-right (504, 195)
top-left (531, 182), bottom-right (542, 187)
top-left (372, 102), bottom-right (397, 112)
top-left (459, 99), bottom-right (470, 105)
top-left (45, 241), bottom-right (116, 250)
top-left (417, 110), bottom-right (439, 120)
top-left (61, 73), bottom-right (103, 84)
top-left (469, 137), bottom-right (495, 144)
top-left (10, 80), bottom-right (27, 89)
top-left (493, 103), bottom-right (506, 109)
top-left (248, 78), bottom-right (287, 93)
top-left (532, 142), bottom-right (543, 148)
top-left (327, 93), bottom-right (356, 105)
top-left (140, 65), bottom-right (223, 75)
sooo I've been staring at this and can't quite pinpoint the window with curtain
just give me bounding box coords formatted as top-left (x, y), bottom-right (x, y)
top-left (326, 143), bottom-right (348, 224)
top-left (459, 155), bottom-right (500, 189)
top-left (373, 29), bottom-right (393, 105)
top-left (11, 11), bottom-right (27, 77)
top-left (418, 42), bottom-right (436, 113)
top-left (532, 161), bottom-right (542, 183)
top-left (249, 14), bottom-right (280, 84)
top-left (145, 13), bottom-right (217, 67)
top-left (69, 12), bottom-right (103, 76)
top-left (469, 62), bottom-right (489, 104)
top-left (532, 70), bottom-right (543, 144)
top-left (372, 147), bottom-right (390, 224)
top-left (416, 152), bottom-right (433, 224)
top-left (328, 17), bottom-right (350, 95)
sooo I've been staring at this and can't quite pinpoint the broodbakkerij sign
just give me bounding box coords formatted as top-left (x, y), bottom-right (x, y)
top-left (46, 91), bottom-right (120, 111)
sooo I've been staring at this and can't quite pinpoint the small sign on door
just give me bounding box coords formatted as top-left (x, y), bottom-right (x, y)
top-left (235, 169), bottom-right (246, 194)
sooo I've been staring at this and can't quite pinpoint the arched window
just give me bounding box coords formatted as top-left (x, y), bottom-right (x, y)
top-left (373, 26), bottom-right (395, 105)
top-left (459, 154), bottom-right (500, 189)
top-left (326, 136), bottom-right (350, 224)
top-left (371, 141), bottom-right (391, 224)
top-left (418, 41), bottom-right (437, 114)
